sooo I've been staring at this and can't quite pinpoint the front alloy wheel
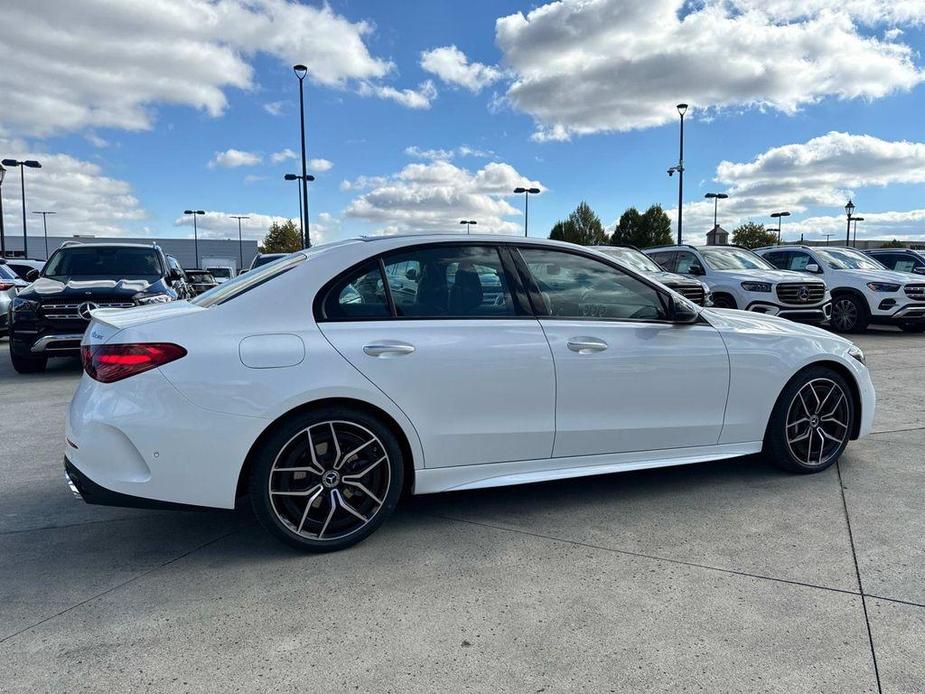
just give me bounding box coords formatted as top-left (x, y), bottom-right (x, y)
top-left (830, 295), bottom-right (868, 333)
top-left (250, 409), bottom-right (403, 551)
top-left (766, 367), bottom-right (855, 473)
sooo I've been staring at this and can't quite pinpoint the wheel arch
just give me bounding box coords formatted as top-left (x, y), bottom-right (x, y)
top-left (235, 397), bottom-right (418, 502)
top-left (770, 360), bottom-right (863, 442)
top-left (829, 286), bottom-right (869, 308)
top-left (710, 291), bottom-right (738, 309)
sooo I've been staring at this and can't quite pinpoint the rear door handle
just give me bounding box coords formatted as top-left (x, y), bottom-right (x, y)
top-left (567, 337), bottom-right (608, 354)
top-left (363, 341), bottom-right (415, 357)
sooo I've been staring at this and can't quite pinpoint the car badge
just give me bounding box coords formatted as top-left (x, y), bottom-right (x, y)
top-left (77, 301), bottom-right (99, 320)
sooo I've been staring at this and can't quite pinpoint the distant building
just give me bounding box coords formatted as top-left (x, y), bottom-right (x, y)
top-left (803, 239), bottom-right (925, 250)
top-left (705, 225), bottom-right (729, 245)
top-left (0, 234), bottom-right (259, 270)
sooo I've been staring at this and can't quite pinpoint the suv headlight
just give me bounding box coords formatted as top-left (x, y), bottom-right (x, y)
top-left (741, 281), bottom-right (772, 293)
top-left (866, 282), bottom-right (901, 292)
top-left (10, 297), bottom-right (40, 313)
top-left (848, 345), bottom-right (865, 365)
top-left (134, 293), bottom-right (173, 305)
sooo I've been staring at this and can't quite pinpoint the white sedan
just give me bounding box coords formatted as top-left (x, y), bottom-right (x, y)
top-left (66, 235), bottom-right (875, 551)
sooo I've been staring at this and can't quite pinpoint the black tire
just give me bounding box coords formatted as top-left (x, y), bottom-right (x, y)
top-left (249, 406), bottom-right (404, 552)
top-left (900, 323), bottom-right (925, 333)
top-left (711, 294), bottom-right (737, 309)
top-left (830, 293), bottom-right (869, 333)
top-left (10, 348), bottom-right (47, 374)
top-left (765, 366), bottom-right (855, 473)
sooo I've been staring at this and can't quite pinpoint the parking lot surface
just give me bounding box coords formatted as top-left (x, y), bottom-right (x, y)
top-left (1, 331), bottom-right (922, 693)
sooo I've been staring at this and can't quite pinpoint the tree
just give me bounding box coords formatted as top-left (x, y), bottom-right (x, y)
top-left (259, 219), bottom-right (302, 253)
top-left (548, 201), bottom-right (609, 246)
top-left (732, 222), bottom-right (778, 249)
top-left (610, 204), bottom-right (672, 248)
top-left (881, 239), bottom-right (906, 248)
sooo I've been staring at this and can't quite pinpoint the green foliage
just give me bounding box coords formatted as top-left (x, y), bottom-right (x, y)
top-left (548, 201), bottom-right (609, 246)
top-left (732, 222), bottom-right (778, 249)
top-left (610, 204), bottom-right (673, 248)
top-left (881, 239), bottom-right (906, 248)
top-left (259, 219), bottom-right (302, 254)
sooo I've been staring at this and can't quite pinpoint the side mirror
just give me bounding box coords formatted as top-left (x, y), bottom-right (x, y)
top-left (405, 268), bottom-right (418, 281)
top-left (671, 296), bottom-right (700, 324)
top-left (169, 269), bottom-right (182, 281)
top-left (805, 263), bottom-right (821, 273)
top-left (26, 269), bottom-right (40, 282)
top-left (687, 264), bottom-right (705, 276)
top-left (914, 266), bottom-right (925, 275)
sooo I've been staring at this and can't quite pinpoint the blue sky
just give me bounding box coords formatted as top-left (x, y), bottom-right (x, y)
top-left (1, 0), bottom-right (924, 247)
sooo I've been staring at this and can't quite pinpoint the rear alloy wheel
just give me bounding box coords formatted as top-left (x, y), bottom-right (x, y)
top-left (711, 294), bottom-right (737, 309)
top-left (250, 408), bottom-right (403, 552)
top-left (830, 294), bottom-right (868, 333)
top-left (10, 349), bottom-right (47, 374)
top-left (766, 368), bottom-right (854, 473)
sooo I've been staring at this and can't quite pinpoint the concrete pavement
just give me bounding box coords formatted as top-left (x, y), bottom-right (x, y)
top-left (0, 330), bottom-right (921, 692)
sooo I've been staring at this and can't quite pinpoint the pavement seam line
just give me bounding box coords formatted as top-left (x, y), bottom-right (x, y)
top-left (0, 513), bottom-right (165, 537)
top-left (868, 425), bottom-right (925, 437)
top-left (0, 527), bottom-right (241, 646)
top-left (835, 460), bottom-right (882, 694)
top-left (423, 511), bottom-right (924, 612)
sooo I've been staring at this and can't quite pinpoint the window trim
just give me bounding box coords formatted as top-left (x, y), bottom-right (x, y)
top-left (313, 241), bottom-right (533, 323)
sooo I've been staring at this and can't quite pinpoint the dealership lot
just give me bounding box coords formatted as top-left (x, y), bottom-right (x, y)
top-left (0, 331), bottom-right (922, 693)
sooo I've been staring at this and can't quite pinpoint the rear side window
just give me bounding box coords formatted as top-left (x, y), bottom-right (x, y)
top-left (323, 261), bottom-right (390, 319)
top-left (648, 251), bottom-right (676, 271)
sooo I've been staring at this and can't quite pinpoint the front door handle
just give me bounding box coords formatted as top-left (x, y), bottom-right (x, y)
top-left (567, 337), bottom-right (608, 354)
top-left (363, 341), bottom-right (415, 357)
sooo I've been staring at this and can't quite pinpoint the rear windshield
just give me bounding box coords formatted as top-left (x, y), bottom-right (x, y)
top-left (207, 267), bottom-right (232, 278)
top-left (0, 264), bottom-right (18, 281)
top-left (252, 254), bottom-right (285, 268)
top-left (192, 253), bottom-right (305, 307)
top-left (43, 247), bottom-right (163, 280)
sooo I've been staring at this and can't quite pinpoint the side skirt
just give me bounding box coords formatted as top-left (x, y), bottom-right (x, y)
top-left (413, 442), bottom-right (763, 495)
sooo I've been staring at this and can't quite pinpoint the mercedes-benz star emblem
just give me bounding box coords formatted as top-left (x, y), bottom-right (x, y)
top-left (798, 286), bottom-right (810, 302)
top-left (77, 301), bottom-right (99, 320)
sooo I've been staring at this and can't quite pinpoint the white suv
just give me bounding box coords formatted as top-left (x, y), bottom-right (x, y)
top-left (645, 245), bottom-right (831, 324)
top-left (756, 245), bottom-right (925, 333)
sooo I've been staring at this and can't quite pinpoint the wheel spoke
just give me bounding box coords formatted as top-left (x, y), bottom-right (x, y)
top-left (789, 429), bottom-right (811, 445)
top-left (296, 486), bottom-right (325, 534)
top-left (272, 484), bottom-right (323, 497)
top-left (342, 455), bottom-right (386, 481)
top-left (797, 391), bottom-right (813, 418)
top-left (328, 422), bottom-right (342, 467)
top-left (272, 466), bottom-right (322, 474)
top-left (820, 392), bottom-right (845, 418)
top-left (343, 479), bottom-right (383, 505)
top-left (334, 489), bottom-right (368, 523)
top-left (788, 417), bottom-right (809, 429)
top-left (303, 428), bottom-right (326, 475)
top-left (804, 427), bottom-right (814, 464)
top-left (819, 428), bottom-right (842, 444)
top-left (821, 416), bottom-right (848, 429)
top-left (816, 429), bottom-right (825, 465)
top-left (318, 492), bottom-right (337, 539)
top-left (335, 438), bottom-right (376, 471)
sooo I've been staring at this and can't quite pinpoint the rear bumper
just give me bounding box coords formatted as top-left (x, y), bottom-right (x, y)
top-left (64, 457), bottom-right (206, 511)
top-left (31, 333), bottom-right (85, 353)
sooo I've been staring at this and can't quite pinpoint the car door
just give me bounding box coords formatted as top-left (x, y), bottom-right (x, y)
top-left (317, 243), bottom-right (556, 468)
top-left (516, 247), bottom-right (730, 458)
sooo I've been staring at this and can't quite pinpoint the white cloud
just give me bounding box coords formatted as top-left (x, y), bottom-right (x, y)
top-left (420, 45), bottom-right (503, 92)
top-left (728, 1), bottom-right (925, 26)
top-left (674, 131), bottom-right (925, 242)
top-left (263, 100), bottom-right (285, 116)
top-left (270, 148), bottom-right (296, 164)
top-left (172, 210), bottom-right (320, 242)
top-left (0, 0), bottom-right (392, 137)
top-left (0, 137), bottom-right (145, 240)
top-left (495, 0), bottom-right (924, 139)
top-left (359, 80), bottom-right (437, 109)
top-left (309, 158), bottom-right (333, 172)
top-left (209, 148), bottom-right (262, 168)
top-left (84, 132), bottom-right (110, 148)
top-left (344, 160), bottom-right (544, 234)
top-left (404, 145), bottom-right (495, 161)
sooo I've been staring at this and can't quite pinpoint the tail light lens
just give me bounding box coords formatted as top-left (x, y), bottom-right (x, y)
top-left (0, 282), bottom-right (15, 291)
top-left (81, 343), bottom-right (187, 383)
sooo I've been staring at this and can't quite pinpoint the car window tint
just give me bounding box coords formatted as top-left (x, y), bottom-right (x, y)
top-left (323, 261), bottom-right (390, 319)
top-left (648, 251), bottom-right (676, 271)
top-left (787, 252), bottom-right (814, 271)
top-left (520, 248), bottom-right (667, 321)
top-left (382, 246), bottom-right (516, 318)
top-left (674, 251), bottom-right (700, 273)
top-left (894, 258), bottom-right (917, 272)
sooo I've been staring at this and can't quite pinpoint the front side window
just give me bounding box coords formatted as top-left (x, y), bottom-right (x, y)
top-left (381, 245), bottom-right (516, 318)
top-left (648, 251), bottom-right (677, 272)
top-left (43, 246), bottom-right (163, 281)
top-left (674, 251), bottom-right (702, 273)
top-left (520, 248), bottom-right (667, 321)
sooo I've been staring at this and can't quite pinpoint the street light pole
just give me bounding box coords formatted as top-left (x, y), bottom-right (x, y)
top-left (704, 192), bottom-right (728, 229)
top-left (770, 211), bottom-right (791, 245)
top-left (293, 64), bottom-right (311, 249)
top-left (0, 164), bottom-right (6, 258)
top-left (32, 211), bottom-right (56, 258)
top-left (824, 233), bottom-right (833, 246)
top-left (676, 104), bottom-right (688, 244)
top-left (459, 220), bottom-right (477, 234)
top-left (851, 216), bottom-right (864, 248)
top-left (844, 199), bottom-right (855, 246)
top-left (513, 187), bottom-right (540, 237)
top-left (284, 174), bottom-right (314, 246)
top-left (184, 210), bottom-right (205, 267)
top-left (2, 159), bottom-right (42, 258)
top-left (230, 215), bottom-right (250, 270)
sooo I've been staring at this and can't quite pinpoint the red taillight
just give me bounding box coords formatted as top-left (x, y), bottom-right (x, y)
top-left (81, 343), bottom-right (187, 383)
top-left (0, 282), bottom-right (15, 291)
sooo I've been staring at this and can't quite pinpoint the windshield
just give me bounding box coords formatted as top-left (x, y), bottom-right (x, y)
top-left (816, 248), bottom-right (886, 271)
top-left (188, 272), bottom-right (214, 282)
top-left (0, 264), bottom-right (18, 281)
top-left (701, 248), bottom-right (774, 271)
top-left (43, 246), bottom-right (163, 280)
top-left (193, 253), bottom-right (305, 307)
top-left (206, 267), bottom-right (232, 278)
top-left (595, 247), bottom-right (663, 273)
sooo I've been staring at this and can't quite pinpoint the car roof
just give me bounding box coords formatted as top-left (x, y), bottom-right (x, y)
top-left (57, 241), bottom-right (159, 249)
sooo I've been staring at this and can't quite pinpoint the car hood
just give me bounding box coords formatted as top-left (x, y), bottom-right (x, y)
top-left (650, 271), bottom-right (704, 287)
top-left (830, 267), bottom-right (914, 284)
top-left (21, 277), bottom-right (161, 299)
top-left (712, 268), bottom-right (823, 284)
top-left (702, 306), bottom-right (850, 343)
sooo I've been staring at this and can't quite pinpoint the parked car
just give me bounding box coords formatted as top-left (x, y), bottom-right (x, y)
top-left (184, 269), bottom-right (219, 296)
top-left (0, 262), bottom-right (29, 336)
top-left (592, 245), bottom-right (711, 306)
top-left (205, 266), bottom-right (234, 284)
top-left (3, 258), bottom-right (45, 280)
top-left (8, 241), bottom-right (180, 373)
top-left (67, 235), bottom-right (874, 552)
top-left (864, 248), bottom-right (925, 276)
top-left (166, 255), bottom-right (192, 299)
top-left (202, 256), bottom-right (237, 283)
top-left (756, 245), bottom-right (925, 333)
top-left (645, 245), bottom-right (831, 324)
top-left (249, 252), bottom-right (287, 270)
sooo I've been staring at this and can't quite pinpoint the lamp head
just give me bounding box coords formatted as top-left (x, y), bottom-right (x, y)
top-left (513, 187), bottom-right (526, 194)
top-left (527, 187), bottom-right (540, 194)
top-left (306, 174), bottom-right (315, 182)
top-left (717, 193), bottom-right (729, 200)
top-left (24, 160), bottom-right (41, 168)
top-left (293, 64), bottom-right (308, 79)
top-left (845, 199), bottom-right (855, 216)
top-left (0, 163), bottom-right (5, 184)
top-left (2, 159), bottom-right (19, 167)
top-left (284, 174), bottom-right (298, 181)
top-left (677, 103), bottom-right (688, 116)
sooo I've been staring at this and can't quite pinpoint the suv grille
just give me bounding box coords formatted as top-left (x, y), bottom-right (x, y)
top-left (673, 284), bottom-right (706, 306)
top-left (40, 296), bottom-right (135, 320)
top-left (904, 284), bottom-right (925, 300)
top-left (776, 283), bottom-right (825, 305)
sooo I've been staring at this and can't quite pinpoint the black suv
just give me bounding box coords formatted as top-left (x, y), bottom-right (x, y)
top-left (8, 242), bottom-right (183, 373)
top-left (864, 248), bottom-right (925, 276)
